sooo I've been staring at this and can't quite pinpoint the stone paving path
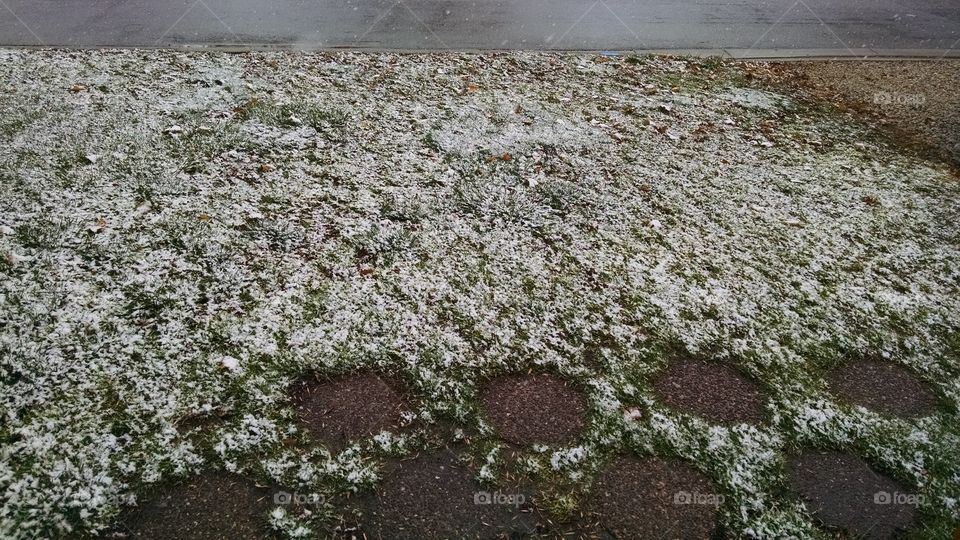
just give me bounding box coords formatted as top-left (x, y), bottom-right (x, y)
top-left (116, 359), bottom-right (942, 539)
top-left (786, 451), bottom-right (918, 539)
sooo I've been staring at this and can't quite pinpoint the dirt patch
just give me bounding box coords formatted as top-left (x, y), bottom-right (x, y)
top-left (114, 472), bottom-right (275, 540)
top-left (786, 450), bottom-right (917, 539)
top-left (825, 359), bottom-right (938, 418)
top-left (176, 409), bottom-right (233, 438)
top-left (479, 373), bottom-right (587, 446)
top-left (588, 456), bottom-right (720, 539)
top-left (754, 60), bottom-right (960, 165)
top-left (355, 449), bottom-right (536, 539)
top-left (652, 359), bottom-right (766, 425)
top-left (291, 371), bottom-right (409, 449)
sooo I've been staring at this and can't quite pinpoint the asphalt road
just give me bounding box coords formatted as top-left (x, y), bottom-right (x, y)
top-left (1, 0), bottom-right (958, 52)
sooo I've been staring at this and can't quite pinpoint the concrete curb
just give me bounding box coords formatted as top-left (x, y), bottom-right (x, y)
top-left (724, 48), bottom-right (960, 61)
top-left (0, 44), bottom-right (958, 60)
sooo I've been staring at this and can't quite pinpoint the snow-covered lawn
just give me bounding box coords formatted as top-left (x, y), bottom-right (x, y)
top-left (1, 50), bottom-right (958, 538)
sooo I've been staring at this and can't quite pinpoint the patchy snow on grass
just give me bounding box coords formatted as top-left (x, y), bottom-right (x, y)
top-left (0, 49), bottom-right (959, 538)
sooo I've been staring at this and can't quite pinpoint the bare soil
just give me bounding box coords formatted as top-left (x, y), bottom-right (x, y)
top-left (354, 449), bottom-right (537, 539)
top-left (112, 472), bottom-right (276, 540)
top-left (757, 60), bottom-right (960, 166)
top-left (785, 450), bottom-right (917, 539)
top-left (479, 373), bottom-right (587, 445)
top-left (825, 359), bottom-right (938, 418)
top-left (588, 457), bottom-right (720, 540)
top-left (652, 359), bottom-right (766, 425)
top-left (291, 371), bottom-right (409, 449)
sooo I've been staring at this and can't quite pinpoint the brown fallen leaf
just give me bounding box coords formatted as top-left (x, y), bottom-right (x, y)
top-left (87, 217), bottom-right (107, 233)
top-left (233, 97), bottom-right (260, 118)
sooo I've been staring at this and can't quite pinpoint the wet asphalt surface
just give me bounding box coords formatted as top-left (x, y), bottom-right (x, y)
top-left (0, 0), bottom-right (958, 51)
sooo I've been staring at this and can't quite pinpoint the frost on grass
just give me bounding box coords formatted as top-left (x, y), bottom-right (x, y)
top-left (0, 50), bottom-right (959, 538)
